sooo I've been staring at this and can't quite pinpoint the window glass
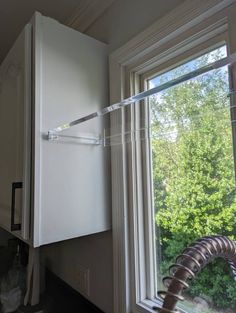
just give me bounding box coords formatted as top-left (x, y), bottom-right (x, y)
top-left (150, 45), bottom-right (227, 88)
top-left (149, 45), bottom-right (236, 313)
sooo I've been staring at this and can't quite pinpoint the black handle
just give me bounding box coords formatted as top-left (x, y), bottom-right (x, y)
top-left (11, 182), bottom-right (22, 231)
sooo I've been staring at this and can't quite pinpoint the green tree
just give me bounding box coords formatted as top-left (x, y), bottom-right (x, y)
top-left (152, 50), bottom-right (236, 309)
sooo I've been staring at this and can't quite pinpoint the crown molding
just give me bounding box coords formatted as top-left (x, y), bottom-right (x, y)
top-left (66, 0), bottom-right (115, 32)
top-left (110, 0), bottom-right (236, 65)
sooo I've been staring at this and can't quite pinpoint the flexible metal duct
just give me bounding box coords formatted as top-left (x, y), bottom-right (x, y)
top-left (154, 235), bottom-right (236, 313)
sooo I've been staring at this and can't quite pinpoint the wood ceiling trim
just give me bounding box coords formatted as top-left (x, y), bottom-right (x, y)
top-left (66, 0), bottom-right (114, 32)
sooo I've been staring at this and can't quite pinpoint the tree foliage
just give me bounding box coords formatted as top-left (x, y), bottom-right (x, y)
top-left (151, 49), bottom-right (236, 309)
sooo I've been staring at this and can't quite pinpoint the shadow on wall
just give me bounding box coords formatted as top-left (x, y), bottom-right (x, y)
top-left (0, 228), bottom-right (13, 246)
top-left (41, 230), bottom-right (113, 313)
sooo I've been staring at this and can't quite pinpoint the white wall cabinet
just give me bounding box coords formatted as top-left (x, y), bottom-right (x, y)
top-left (0, 12), bottom-right (110, 247)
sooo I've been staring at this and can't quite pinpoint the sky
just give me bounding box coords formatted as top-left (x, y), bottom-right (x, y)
top-left (149, 45), bottom-right (227, 90)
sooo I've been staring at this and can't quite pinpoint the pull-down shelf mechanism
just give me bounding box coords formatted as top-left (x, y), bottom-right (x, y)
top-left (47, 52), bottom-right (236, 145)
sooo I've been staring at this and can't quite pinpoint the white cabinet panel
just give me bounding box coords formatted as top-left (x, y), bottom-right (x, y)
top-left (0, 24), bottom-right (31, 240)
top-left (32, 14), bottom-right (110, 247)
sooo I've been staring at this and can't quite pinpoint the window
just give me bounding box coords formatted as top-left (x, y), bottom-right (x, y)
top-left (149, 45), bottom-right (236, 313)
top-left (109, 1), bottom-right (236, 313)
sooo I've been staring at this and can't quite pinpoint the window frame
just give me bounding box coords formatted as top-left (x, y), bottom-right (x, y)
top-left (109, 1), bottom-right (236, 312)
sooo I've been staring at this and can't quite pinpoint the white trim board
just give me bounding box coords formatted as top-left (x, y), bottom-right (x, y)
top-left (66, 0), bottom-right (115, 32)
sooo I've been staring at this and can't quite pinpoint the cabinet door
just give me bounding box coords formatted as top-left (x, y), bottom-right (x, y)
top-left (0, 24), bottom-right (31, 240)
top-left (33, 14), bottom-right (110, 247)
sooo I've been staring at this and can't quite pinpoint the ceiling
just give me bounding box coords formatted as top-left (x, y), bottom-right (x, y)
top-left (0, 0), bottom-right (185, 65)
top-left (0, 0), bottom-right (113, 64)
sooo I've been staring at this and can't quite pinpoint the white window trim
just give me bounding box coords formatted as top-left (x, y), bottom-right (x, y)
top-left (109, 1), bottom-right (236, 312)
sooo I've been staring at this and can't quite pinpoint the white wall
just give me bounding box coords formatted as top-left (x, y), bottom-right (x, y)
top-left (41, 231), bottom-right (113, 312)
top-left (40, 1), bottom-right (185, 312)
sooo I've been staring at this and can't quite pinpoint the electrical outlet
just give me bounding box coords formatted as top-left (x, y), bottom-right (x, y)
top-left (76, 264), bottom-right (90, 297)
